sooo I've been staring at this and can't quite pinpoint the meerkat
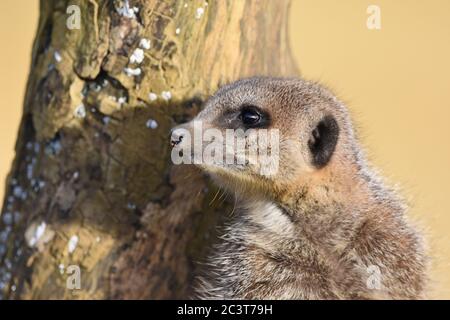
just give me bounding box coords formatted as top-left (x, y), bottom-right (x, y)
top-left (170, 77), bottom-right (428, 299)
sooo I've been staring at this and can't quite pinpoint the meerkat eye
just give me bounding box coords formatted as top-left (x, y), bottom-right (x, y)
top-left (239, 105), bottom-right (270, 128)
top-left (240, 108), bottom-right (260, 125)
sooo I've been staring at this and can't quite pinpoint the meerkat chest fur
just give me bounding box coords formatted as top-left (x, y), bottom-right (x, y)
top-left (197, 197), bottom-right (366, 300)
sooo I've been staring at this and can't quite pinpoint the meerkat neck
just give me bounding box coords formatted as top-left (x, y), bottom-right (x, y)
top-left (267, 166), bottom-right (376, 245)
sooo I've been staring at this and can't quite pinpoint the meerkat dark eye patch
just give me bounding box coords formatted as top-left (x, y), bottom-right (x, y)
top-left (239, 105), bottom-right (271, 129)
top-left (308, 115), bottom-right (339, 168)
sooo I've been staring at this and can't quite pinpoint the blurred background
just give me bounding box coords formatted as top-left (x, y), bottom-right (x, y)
top-left (0, 0), bottom-right (449, 298)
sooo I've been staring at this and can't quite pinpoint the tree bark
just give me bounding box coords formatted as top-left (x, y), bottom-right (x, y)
top-left (0, 0), bottom-right (297, 299)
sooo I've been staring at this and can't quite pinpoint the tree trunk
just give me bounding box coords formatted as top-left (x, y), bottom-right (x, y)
top-left (0, 0), bottom-right (297, 299)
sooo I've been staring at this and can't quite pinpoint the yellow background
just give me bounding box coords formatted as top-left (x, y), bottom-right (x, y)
top-left (0, 0), bottom-right (449, 298)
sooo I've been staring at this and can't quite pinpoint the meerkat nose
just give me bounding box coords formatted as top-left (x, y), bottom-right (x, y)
top-left (170, 127), bottom-right (185, 147)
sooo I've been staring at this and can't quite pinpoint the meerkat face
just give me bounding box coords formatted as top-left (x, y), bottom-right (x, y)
top-left (171, 77), bottom-right (347, 198)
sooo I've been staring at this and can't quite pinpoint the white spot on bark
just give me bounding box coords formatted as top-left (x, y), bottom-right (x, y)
top-left (67, 235), bottom-right (79, 254)
top-left (45, 139), bottom-right (62, 156)
top-left (0, 247), bottom-right (6, 261)
top-left (74, 104), bottom-right (86, 119)
top-left (103, 116), bottom-right (111, 125)
top-left (54, 51), bottom-right (62, 63)
top-left (2, 212), bottom-right (13, 225)
top-left (14, 211), bottom-right (21, 223)
top-left (124, 67), bottom-right (141, 77)
top-left (93, 83), bottom-right (102, 92)
top-left (146, 119), bottom-right (158, 129)
top-left (118, 96), bottom-right (127, 105)
top-left (139, 38), bottom-right (151, 50)
top-left (148, 92), bottom-right (157, 101)
top-left (13, 186), bottom-right (25, 199)
top-left (34, 142), bottom-right (40, 153)
top-left (195, 7), bottom-right (204, 19)
top-left (175, 27), bottom-right (181, 35)
top-left (27, 160), bottom-right (36, 180)
top-left (116, 0), bottom-right (136, 18)
top-left (130, 48), bottom-right (144, 64)
top-left (31, 179), bottom-right (46, 192)
top-left (25, 221), bottom-right (47, 247)
top-left (161, 91), bottom-right (172, 101)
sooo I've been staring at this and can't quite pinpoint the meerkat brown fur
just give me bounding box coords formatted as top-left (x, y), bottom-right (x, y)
top-left (171, 77), bottom-right (427, 299)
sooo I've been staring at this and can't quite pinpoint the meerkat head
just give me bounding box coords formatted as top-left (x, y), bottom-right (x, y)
top-left (171, 77), bottom-right (357, 200)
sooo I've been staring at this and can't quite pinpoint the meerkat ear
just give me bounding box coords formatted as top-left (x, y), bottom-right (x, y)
top-left (307, 115), bottom-right (339, 168)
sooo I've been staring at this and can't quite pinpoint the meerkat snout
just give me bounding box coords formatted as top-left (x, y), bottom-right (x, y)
top-left (171, 77), bottom-right (427, 299)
